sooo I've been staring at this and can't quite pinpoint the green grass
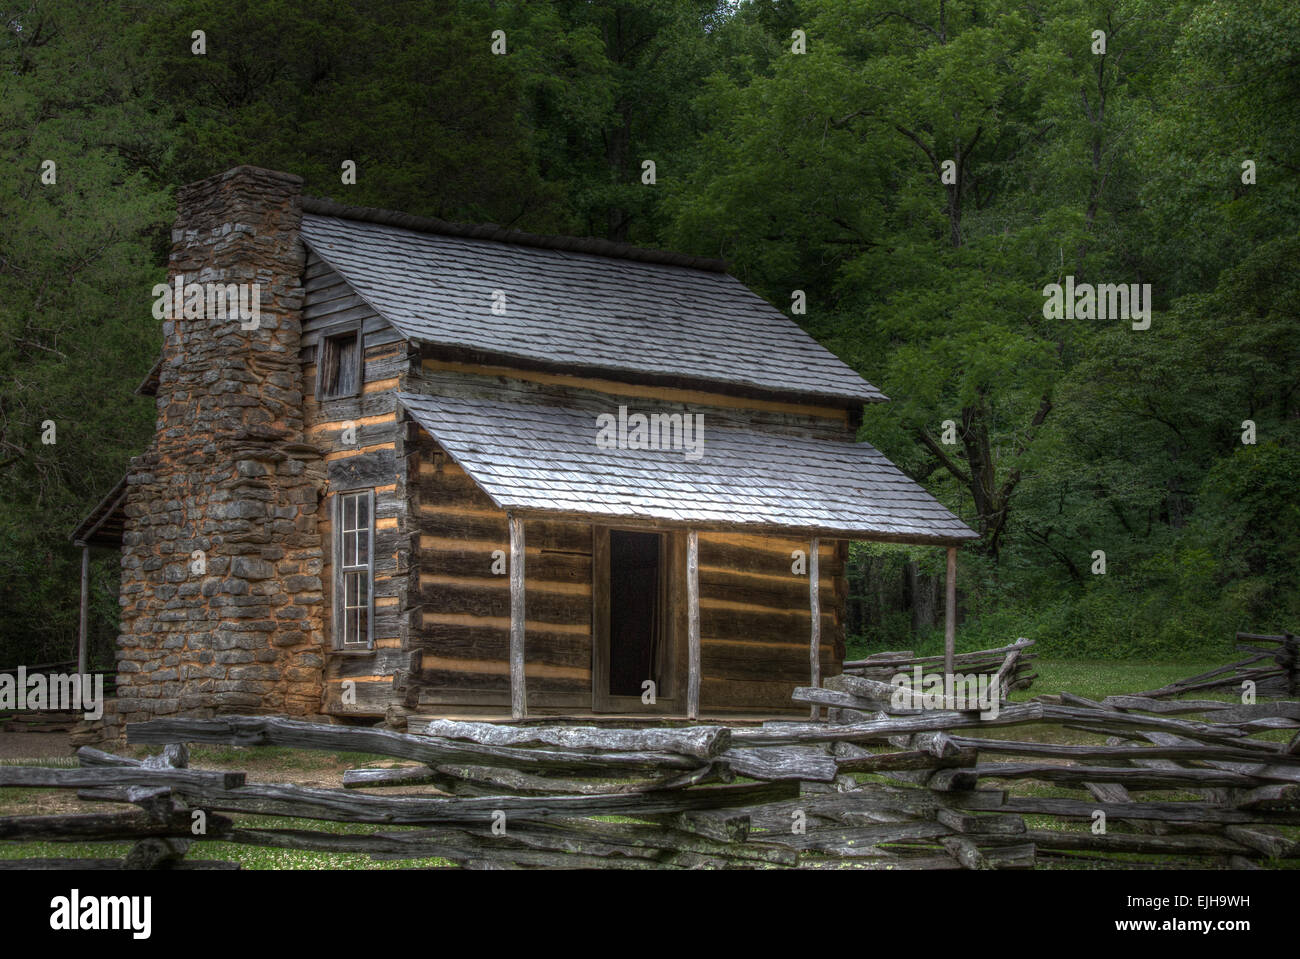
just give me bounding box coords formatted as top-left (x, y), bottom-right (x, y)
top-left (1013, 659), bottom-right (1227, 702)
top-left (0, 814), bottom-right (455, 869)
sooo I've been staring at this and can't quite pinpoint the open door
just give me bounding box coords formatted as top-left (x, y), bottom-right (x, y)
top-left (593, 527), bottom-right (675, 712)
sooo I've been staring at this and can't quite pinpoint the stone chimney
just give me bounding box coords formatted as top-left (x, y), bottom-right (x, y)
top-left (114, 167), bottom-right (327, 730)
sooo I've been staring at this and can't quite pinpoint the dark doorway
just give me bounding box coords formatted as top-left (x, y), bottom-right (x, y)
top-left (608, 530), bottom-right (662, 697)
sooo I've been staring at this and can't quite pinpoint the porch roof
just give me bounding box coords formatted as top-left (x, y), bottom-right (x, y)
top-left (71, 473), bottom-right (130, 548)
top-left (398, 392), bottom-right (977, 545)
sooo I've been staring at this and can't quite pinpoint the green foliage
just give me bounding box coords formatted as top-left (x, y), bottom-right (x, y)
top-left (0, 0), bottom-right (172, 665)
top-left (1, 0), bottom-right (1296, 667)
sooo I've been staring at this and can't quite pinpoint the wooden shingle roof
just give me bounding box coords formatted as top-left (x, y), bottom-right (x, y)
top-left (300, 204), bottom-right (886, 407)
top-left (399, 393), bottom-right (977, 544)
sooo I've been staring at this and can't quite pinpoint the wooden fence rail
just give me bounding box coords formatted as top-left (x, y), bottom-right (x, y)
top-left (0, 660), bottom-right (118, 733)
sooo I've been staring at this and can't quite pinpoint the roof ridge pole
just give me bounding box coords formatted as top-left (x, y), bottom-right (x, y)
top-left (509, 513), bottom-right (527, 720)
top-left (944, 547), bottom-right (958, 683)
top-left (809, 537), bottom-right (821, 721)
top-left (686, 529), bottom-right (700, 721)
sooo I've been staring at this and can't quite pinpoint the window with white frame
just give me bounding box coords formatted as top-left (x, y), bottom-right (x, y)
top-left (335, 489), bottom-right (374, 648)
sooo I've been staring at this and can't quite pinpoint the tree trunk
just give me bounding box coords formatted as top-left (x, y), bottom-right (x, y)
top-left (906, 561), bottom-right (938, 634)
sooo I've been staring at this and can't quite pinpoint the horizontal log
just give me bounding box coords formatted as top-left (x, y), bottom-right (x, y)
top-left (411, 669), bottom-right (588, 695)
top-left (326, 647), bottom-right (408, 681)
top-left (935, 809), bottom-right (1026, 835)
top-left (824, 673), bottom-right (900, 701)
top-left (835, 746), bottom-right (978, 774)
top-left (1129, 658), bottom-right (1279, 699)
top-left (76, 746), bottom-right (141, 768)
top-left (796, 854), bottom-right (962, 870)
top-left (797, 683), bottom-right (997, 714)
top-left (762, 820), bottom-right (953, 856)
top-left (136, 779), bottom-right (802, 826)
top-left (730, 703), bottom-right (1047, 746)
top-left (328, 447), bottom-right (397, 489)
top-left (1136, 730), bottom-right (1300, 784)
top-left (698, 568), bottom-right (837, 612)
top-left (416, 516), bottom-right (592, 554)
top-left (1235, 632), bottom-right (1293, 644)
top-left (730, 787), bottom-right (1008, 831)
top-left (969, 761), bottom-right (1261, 790)
top-left (428, 763), bottom-right (730, 796)
top-left (1234, 784), bottom-right (1300, 809)
top-left (0, 766), bottom-right (244, 790)
top-left (482, 816), bottom-right (799, 867)
top-left (418, 548), bottom-right (590, 582)
top-left (843, 639), bottom-right (1034, 670)
top-left (0, 809), bottom-right (233, 842)
top-left (1039, 705), bottom-right (1280, 749)
top-left (322, 684), bottom-right (394, 717)
top-left (129, 716), bottom-right (698, 775)
top-left (699, 678), bottom-right (808, 711)
top-left (718, 746), bottom-right (839, 782)
top-left (700, 642), bottom-right (836, 685)
top-left (228, 816), bottom-right (691, 862)
top-left (1100, 695), bottom-right (1233, 714)
top-left (998, 795), bottom-right (1300, 825)
top-left (696, 539), bottom-right (843, 579)
top-left (417, 582), bottom-right (591, 624)
top-left (1024, 828), bottom-right (1254, 857)
top-left (343, 767), bottom-right (443, 789)
top-left (410, 626), bottom-right (592, 671)
top-left (700, 608), bottom-right (837, 645)
top-left (948, 736), bottom-right (1299, 767)
top-left (420, 721), bottom-right (731, 759)
top-left (1208, 702), bottom-right (1300, 724)
top-left (411, 690), bottom-right (591, 710)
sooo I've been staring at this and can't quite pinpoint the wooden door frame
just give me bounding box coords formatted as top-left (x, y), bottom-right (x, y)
top-left (591, 525), bottom-right (681, 714)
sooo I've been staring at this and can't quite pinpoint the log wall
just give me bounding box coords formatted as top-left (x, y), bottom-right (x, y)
top-left (411, 359), bottom-right (854, 442)
top-left (407, 430), bottom-right (594, 712)
top-left (697, 533), bottom-right (844, 713)
top-left (302, 255), bottom-right (417, 717)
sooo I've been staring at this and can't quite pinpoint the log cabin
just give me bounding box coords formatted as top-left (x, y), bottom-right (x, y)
top-left (72, 166), bottom-right (977, 734)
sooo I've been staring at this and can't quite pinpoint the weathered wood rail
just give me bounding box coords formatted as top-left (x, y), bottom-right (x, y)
top-left (1128, 632), bottom-right (1298, 699)
top-left (841, 638), bottom-right (1037, 700)
top-left (0, 640), bottom-right (1297, 869)
top-left (0, 659), bottom-right (118, 732)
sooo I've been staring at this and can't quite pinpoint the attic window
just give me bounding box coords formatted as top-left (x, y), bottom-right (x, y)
top-left (319, 328), bottom-right (362, 399)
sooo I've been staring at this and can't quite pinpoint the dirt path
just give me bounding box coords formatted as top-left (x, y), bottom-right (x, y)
top-left (0, 733), bottom-right (72, 761)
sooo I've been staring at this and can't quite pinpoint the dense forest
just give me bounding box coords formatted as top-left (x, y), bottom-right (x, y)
top-left (1, 0), bottom-right (1296, 670)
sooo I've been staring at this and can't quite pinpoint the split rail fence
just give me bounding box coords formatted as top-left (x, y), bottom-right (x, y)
top-left (0, 633), bottom-right (1296, 869)
top-left (0, 660), bottom-right (117, 734)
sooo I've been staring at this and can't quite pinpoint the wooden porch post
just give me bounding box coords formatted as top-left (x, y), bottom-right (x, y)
top-left (77, 542), bottom-right (89, 676)
top-left (509, 513), bottom-right (527, 719)
top-left (944, 546), bottom-right (957, 680)
top-left (686, 529), bottom-right (700, 720)
top-left (809, 537), bottom-right (820, 720)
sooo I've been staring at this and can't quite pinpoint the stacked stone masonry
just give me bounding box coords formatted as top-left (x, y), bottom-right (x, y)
top-left (108, 167), bottom-right (327, 740)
